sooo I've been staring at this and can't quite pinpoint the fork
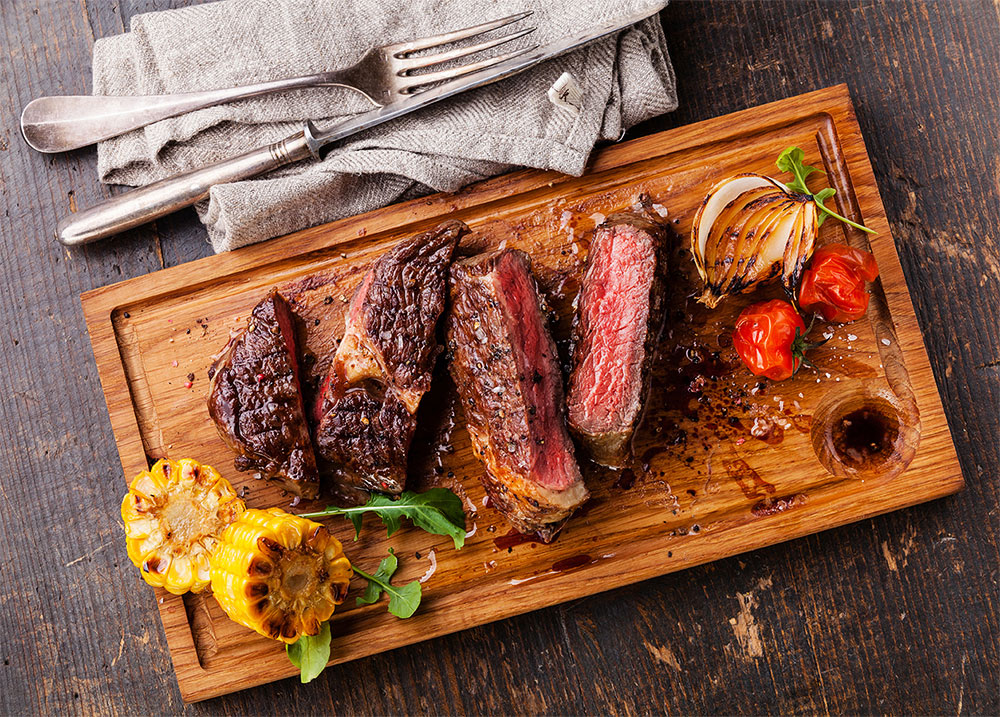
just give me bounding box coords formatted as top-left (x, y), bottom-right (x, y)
top-left (21, 12), bottom-right (536, 154)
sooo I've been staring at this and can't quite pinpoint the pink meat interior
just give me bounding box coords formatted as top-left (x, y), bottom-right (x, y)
top-left (346, 271), bottom-right (373, 331)
top-left (494, 253), bottom-right (578, 491)
top-left (568, 225), bottom-right (656, 431)
top-left (272, 295), bottom-right (306, 410)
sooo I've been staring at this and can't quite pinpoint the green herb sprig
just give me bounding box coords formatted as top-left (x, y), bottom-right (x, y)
top-left (354, 548), bottom-right (422, 619)
top-left (299, 488), bottom-right (466, 549)
top-left (286, 622), bottom-right (331, 684)
top-left (775, 147), bottom-right (875, 234)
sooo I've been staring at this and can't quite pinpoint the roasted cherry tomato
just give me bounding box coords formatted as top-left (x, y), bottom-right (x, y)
top-left (733, 299), bottom-right (810, 381)
top-left (798, 243), bottom-right (879, 322)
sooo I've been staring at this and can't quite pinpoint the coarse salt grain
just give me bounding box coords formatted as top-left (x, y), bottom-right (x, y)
top-left (881, 338), bottom-right (891, 345)
top-left (559, 210), bottom-right (573, 232)
top-left (847, 334), bottom-right (858, 341)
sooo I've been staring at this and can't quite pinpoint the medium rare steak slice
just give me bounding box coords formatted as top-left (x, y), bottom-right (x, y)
top-left (567, 212), bottom-right (670, 468)
top-left (208, 289), bottom-right (319, 499)
top-left (447, 249), bottom-right (588, 542)
top-left (314, 220), bottom-right (467, 496)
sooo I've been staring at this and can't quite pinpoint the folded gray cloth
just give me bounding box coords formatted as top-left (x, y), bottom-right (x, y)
top-left (94, 0), bottom-right (677, 252)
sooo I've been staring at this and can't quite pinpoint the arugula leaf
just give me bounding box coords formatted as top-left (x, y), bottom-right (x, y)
top-left (812, 187), bottom-right (837, 226)
top-left (775, 146), bottom-right (875, 234)
top-left (299, 488), bottom-right (466, 549)
top-left (285, 621), bottom-right (331, 684)
top-left (775, 146), bottom-right (822, 194)
top-left (355, 548), bottom-right (399, 606)
top-left (354, 548), bottom-right (422, 618)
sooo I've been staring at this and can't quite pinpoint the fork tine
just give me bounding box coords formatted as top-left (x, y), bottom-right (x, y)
top-left (392, 11), bottom-right (533, 55)
top-left (398, 27), bottom-right (536, 72)
top-left (401, 45), bottom-right (538, 93)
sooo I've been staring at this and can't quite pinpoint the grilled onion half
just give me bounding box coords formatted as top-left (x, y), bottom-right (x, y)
top-left (691, 173), bottom-right (817, 308)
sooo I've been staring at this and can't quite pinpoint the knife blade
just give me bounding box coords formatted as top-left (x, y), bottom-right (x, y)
top-left (57, 5), bottom-right (665, 246)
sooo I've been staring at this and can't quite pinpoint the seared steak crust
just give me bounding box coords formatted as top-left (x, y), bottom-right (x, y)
top-left (447, 249), bottom-right (588, 541)
top-left (208, 289), bottom-right (319, 499)
top-left (567, 212), bottom-right (671, 468)
top-left (313, 383), bottom-right (413, 494)
top-left (314, 221), bottom-right (467, 495)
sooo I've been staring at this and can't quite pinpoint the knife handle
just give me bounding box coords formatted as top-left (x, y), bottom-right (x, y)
top-left (57, 130), bottom-right (314, 246)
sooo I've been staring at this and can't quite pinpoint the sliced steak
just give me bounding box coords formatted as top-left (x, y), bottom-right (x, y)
top-left (447, 248), bottom-right (588, 542)
top-left (314, 220), bottom-right (468, 496)
top-left (566, 212), bottom-right (671, 468)
top-left (208, 289), bottom-right (319, 499)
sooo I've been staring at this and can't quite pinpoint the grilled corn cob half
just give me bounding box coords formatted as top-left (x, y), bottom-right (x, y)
top-left (121, 458), bottom-right (245, 595)
top-left (210, 508), bottom-right (353, 643)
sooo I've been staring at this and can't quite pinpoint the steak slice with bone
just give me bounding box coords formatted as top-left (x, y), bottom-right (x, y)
top-left (314, 220), bottom-right (468, 496)
top-left (447, 248), bottom-right (588, 542)
top-left (566, 211), bottom-right (671, 468)
top-left (208, 289), bottom-right (319, 499)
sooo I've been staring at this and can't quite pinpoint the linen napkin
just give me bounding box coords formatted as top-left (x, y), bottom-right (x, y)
top-left (93, 0), bottom-right (677, 252)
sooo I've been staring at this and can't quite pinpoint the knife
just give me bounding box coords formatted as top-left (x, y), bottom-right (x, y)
top-left (56, 6), bottom-right (663, 246)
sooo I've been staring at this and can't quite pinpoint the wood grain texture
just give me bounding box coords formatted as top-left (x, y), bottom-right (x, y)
top-left (0, 0), bottom-right (996, 714)
top-left (80, 85), bottom-right (964, 701)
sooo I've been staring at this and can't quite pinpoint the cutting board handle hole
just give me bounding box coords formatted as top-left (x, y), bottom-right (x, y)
top-left (811, 380), bottom-right (920, 481)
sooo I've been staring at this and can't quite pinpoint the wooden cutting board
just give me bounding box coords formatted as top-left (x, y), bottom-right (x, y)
top-left (82, 84), bottom-right (963, 703)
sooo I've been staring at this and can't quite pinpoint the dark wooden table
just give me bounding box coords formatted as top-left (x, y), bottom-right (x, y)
top-left (1, 1), bottom-right (997, 714)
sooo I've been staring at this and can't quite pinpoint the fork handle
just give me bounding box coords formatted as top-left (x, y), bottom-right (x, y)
top-left (22, 72), bottom-right (356, 153)
top-left (57, 129), bottom-right (314, 246)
